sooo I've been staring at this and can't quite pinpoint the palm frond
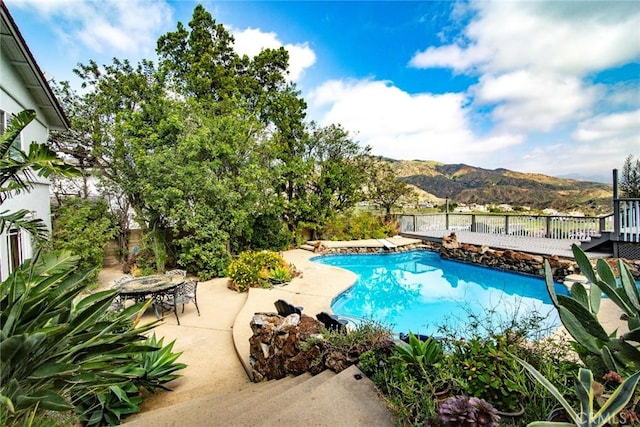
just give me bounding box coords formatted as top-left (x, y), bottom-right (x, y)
top-left (0, 209), bottom-right (49, 243)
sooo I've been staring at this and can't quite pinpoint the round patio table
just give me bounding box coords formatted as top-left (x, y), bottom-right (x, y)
top-left (117, 274), bottom-right (185, 324)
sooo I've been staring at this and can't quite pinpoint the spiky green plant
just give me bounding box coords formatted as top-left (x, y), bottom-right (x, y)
top-left (0, 251), bottom-right (162, 424)
top-left (0, 109), bottom-right (77, 243)
top-left (392, 332), bottom-right (443, 381)
top-left (545, 244), bottom-right (640, 375)
top-left (517, 357), bottom-right (640, 427)
top-left (0, 109), bottom-right (185, 425)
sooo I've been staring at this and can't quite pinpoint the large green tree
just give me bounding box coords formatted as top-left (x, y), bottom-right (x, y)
top-left (306, 123), bottom-right (372, 231)
top-left (134, 102), bottom-right (271, 278)
top-left (156, 3), bottom-right (289, 114)
top-left (367, 161), bottom-right (413, 220)
top-left (48, 197), bottom-right (118, 283)
top-left (47, 4), bottom-right (373, 278)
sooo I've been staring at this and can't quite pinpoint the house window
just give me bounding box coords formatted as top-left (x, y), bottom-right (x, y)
top-left (7, 228), bottom-right (23, 274)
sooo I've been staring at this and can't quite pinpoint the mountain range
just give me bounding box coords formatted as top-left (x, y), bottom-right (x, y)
top-left (388, 160), bottom-right (613, 213)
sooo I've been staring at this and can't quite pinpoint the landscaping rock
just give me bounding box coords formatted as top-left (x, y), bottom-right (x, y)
top-left (249, 313), bottom-right (325, 381)
top-left (436, 237), bottom-right (577, 280)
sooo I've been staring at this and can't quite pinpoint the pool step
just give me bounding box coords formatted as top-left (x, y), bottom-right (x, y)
top-left (378, 239), bottom-right (397, 249)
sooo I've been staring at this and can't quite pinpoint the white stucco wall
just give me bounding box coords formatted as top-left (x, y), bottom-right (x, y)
top-left (1, 40), bottom-right (54, 280)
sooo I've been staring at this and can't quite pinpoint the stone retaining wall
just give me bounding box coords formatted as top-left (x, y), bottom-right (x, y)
top-left (312, 242), bottom-right (423, 255)
top-left (438, 233), bottom-right (576, 281)
top-left (311, 233), bottom-right (640, 281)
top-left (311, 237), bottom-right (576, 281)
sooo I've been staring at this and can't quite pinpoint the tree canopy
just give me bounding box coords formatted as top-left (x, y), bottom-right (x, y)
top-left (49, 4), bottom-right (380, 279)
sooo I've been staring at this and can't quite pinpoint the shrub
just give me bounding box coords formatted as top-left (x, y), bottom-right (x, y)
top-left (319, 211), bottom-right (397, 240)
top-left (322, 320), bottom-right (394, 356)
top-left (48, 197), bottom-right (119, 284)
top-left (247, 212), bottom-right (292, 251)
top-left (176, 227), bottom-right (230, 280)
top-left (300, 320), bottom-right (394, 377)
top-left (227, 250), bottom-right (295, 292)
top-left (450, 335), bottom-right (527, 413)
top-left (364, 309), bottom-right (583, 426)
top-left (391, 333), bottom-right (444, 388)
top-left (367, 348), bottom-right (438, 425)
top-left (517, 359), bottom-right (640, 426)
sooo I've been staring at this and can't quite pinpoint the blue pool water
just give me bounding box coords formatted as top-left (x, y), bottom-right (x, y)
top-left (312, 250), bottom-right (570, 337)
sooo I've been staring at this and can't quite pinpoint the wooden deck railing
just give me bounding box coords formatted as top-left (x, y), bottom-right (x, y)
top-left (399, 213), bottom-right (614, 241)
top-left (399, 169), bottom-right (639, 245)
top-left (614, 198), bottom-right (640, 243)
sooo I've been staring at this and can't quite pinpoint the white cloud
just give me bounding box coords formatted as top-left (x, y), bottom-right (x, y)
top-left (410, 1), bottom-right (640, 76)
top-left (308, 79), bottom-right (522, 164)
top-left (8, 0), bottom-right (173, 56)
top-left (514, 139), bottom-right (635, 180)
top-left (573, 110), bottom-right (640, 142)
top-left (231, 27), bottom-right (316, 82)
top-left (472, 71), bottom-right (597, 132)
top-left (400, 0), bottom-right (640, 178)
top-left (307, 76), bottom-right (636, 179)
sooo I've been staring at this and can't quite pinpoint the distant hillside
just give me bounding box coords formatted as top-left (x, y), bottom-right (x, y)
top-left (388, 160), bottom-right (613, 213)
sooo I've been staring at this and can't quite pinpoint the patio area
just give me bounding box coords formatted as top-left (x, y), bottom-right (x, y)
top-left (99, 237), bottom-right (626, 423)
top-left (95, 238), bottom-right (415, 420)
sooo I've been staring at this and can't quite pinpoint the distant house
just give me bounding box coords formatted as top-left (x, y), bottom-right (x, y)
top-left (453, 205), bottom-right (471, 213)
top-left (469, 204), bottom-right (488, 212)
top-left (0, 2), bottom-right (69, 280)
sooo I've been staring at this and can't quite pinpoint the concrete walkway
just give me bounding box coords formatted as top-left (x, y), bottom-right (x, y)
top-left (102, 239), bottom-right (419, 424)
top-left (119, 277), bottom-right (252, 415)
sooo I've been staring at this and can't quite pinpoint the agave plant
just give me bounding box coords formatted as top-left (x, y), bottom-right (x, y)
top-left (517, 357), bottom-right (640, 427)
top-left (74, 334), bottom-right (186, 426)
top-left (545, 244), bottom-right (640, 375)
top-left (0, 251), bottom-right (162, 424)
top-left (130, 333), bottom-right (186, 393)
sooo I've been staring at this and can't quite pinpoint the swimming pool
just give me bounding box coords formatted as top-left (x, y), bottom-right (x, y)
top-left (312, 250), bottom-right (570, 338)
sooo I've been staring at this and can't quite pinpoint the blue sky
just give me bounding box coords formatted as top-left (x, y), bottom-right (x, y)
top-left (6, 0), bottom-right (640, 182)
